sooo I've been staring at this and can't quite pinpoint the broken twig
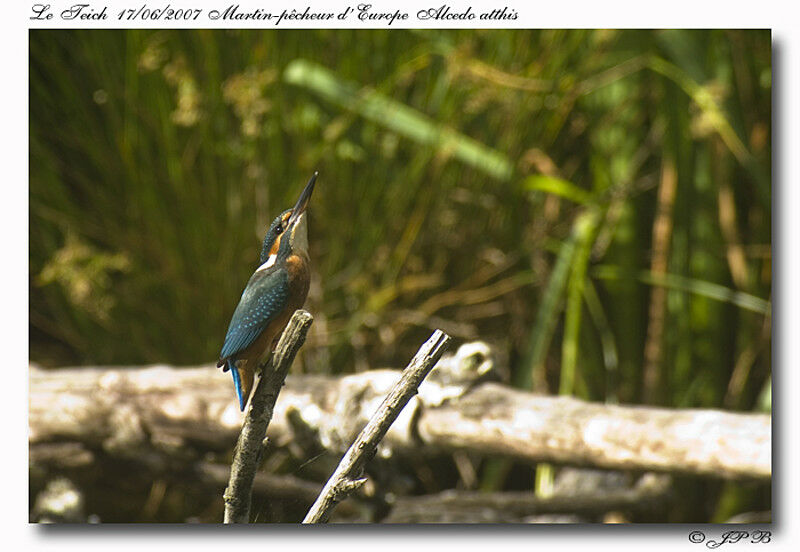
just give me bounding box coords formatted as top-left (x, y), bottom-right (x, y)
top-left (303, 329), bottom-right (451, 523)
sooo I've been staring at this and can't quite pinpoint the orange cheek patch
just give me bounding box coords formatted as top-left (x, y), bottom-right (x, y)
top-left (269, 233), bottom-right (283, 257)
top-left (269, 213), bottom-right (292, 256)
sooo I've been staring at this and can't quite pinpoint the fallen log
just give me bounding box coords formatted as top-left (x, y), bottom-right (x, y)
top-left (29, 342), bottom-right (770, 480)
top-left (383, 471), bottom-right (672, 523)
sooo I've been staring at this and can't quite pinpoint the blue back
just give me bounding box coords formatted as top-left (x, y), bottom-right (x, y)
top-left (219, 267), bottom-right (290, 360)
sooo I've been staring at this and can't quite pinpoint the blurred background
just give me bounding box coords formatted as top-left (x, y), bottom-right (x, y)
top-left (29, 29), bottom-right (771, 522)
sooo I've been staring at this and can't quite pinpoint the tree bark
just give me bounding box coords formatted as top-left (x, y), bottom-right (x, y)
top-left (416, 384), bottom-right (770, 480)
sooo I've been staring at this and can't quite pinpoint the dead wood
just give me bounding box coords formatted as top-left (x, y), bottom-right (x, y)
top-left (29, 342), bottom-right (770, 481)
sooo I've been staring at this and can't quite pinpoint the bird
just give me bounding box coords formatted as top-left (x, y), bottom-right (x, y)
top-left (217, 172), bottom-right (317, 411)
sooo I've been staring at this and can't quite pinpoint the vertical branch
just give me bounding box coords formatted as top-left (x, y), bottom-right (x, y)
top-left (303, 330), bottom-right (452, 524)
top-left (223, 310), bottom-right (314, 524)
top-left (643, 156), bottom-right (677, 404)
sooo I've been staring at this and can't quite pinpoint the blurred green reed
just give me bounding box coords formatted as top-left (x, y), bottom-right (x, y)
top-left (30, 28), bottom-right (771, 403)
top-left (30, 31), bottom-right (771, 516)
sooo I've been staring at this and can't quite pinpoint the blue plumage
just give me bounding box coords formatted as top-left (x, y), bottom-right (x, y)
top-left (229, 361), bottom-right (244, 411)
top-left (220, 269), bottom-right (290, 360)
top-left (219, 267), bottom-right (290, 411)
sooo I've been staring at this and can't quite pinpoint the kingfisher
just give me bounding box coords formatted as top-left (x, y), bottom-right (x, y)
top-left (218, 172), bottom-right (317, 411)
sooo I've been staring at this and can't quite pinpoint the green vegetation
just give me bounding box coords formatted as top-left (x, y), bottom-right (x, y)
top-left (30, 29), bottom-right (771, 521)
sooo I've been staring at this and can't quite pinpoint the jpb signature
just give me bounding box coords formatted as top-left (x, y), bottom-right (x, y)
top-left (689, 530), bottom-right (771, 547)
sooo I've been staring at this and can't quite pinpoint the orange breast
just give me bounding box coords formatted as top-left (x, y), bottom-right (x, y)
top-left (285, 253), bottom-right (310, 312)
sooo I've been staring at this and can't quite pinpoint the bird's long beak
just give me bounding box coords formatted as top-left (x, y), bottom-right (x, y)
top-left (287, 171), bottom-right (317, 229)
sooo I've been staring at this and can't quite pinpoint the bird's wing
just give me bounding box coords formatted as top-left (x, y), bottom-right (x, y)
top-left (219, 267), bottom-right (290, 361)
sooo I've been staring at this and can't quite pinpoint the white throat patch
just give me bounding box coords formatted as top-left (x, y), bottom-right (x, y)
top-left (256, 254), bottom-right (277, 272)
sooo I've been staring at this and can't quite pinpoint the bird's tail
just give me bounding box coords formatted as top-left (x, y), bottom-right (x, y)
top-left (228, 359), bottom-right (254, 412)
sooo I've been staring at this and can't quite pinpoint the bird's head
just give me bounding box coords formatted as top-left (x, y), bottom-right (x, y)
top-left (259, 172), bottom-right (317, 264)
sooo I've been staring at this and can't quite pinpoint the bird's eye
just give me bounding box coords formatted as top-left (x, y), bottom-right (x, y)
top-left (275, 224), bottom-right (283, 234)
